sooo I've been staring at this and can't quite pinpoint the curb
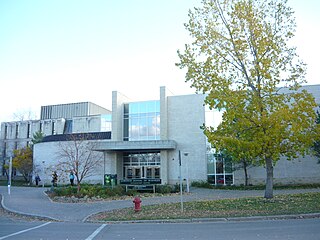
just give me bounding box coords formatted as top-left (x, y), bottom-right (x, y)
top-left (85, 213), bottom-right (320, 224)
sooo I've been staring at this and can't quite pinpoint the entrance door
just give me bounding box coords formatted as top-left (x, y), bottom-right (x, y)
top-left (125, 166), bottom-right (142, 179)
top-left (134, 167), bottom-right (141, 178)
top-left (125, 166), bottom-right (160, 179)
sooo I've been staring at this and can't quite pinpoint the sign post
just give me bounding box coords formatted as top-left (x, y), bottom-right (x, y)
top-left (8, 157), bottom-right (12, 195)
top-left (42, 161), bottom-right (45, 188)
top-left (184, 152), bottom-right (189, 193)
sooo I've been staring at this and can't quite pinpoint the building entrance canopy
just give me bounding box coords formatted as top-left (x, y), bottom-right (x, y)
top-left (93, 140), bottom-right (177, 152)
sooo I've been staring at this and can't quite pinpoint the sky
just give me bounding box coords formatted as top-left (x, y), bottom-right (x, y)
top-left (0, 0), bottom-right (319, 123)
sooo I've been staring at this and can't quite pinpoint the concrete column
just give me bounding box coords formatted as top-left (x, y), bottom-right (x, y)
top-left (160, 86), bottom-right (168, 140)
top-left (160, 150), bottom-right (168, 184)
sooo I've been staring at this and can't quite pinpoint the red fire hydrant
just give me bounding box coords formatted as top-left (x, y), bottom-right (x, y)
top-left (133, 196), bottom-right (142, 212)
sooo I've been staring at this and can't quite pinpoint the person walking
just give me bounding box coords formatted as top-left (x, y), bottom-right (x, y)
top-left (52, 171), bottom-right (58, 187)
top-left (35, 174), bottom-right (41, 186)
top-left (69, 171), bottom-right (75, 186)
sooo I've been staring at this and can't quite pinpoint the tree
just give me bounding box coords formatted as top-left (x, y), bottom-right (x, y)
top-left (12, 147), bottom-right (33, 183)
top-left (55, 134), bottom-right (103, 193)
top-left (31, 131), bottom-right (45, 145)
top-left (312, 108), bottom-right (320, 162)
top-left (214, 118), bottom-right (258, 186)
top-left (220, 144), bottom-right (255, 186)
top-left (4, 133), bottom-right (43, 183)
top-left (177, 0), bottom-right (319, 198)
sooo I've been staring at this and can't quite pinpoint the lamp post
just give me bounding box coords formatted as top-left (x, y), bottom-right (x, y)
top-left (103, 153), bottom-right (106, 186)
top-left (183, 152), bottom-right (189, 193)
top-left (42, 161), bottom-right (45, 188)
top-left (178, 150), bottom-right (183, 212)
top-left (8, 157), bottom-right (12, 195)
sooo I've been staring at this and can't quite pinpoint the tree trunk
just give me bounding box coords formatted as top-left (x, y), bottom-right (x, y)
top-left (243, 160), bottom-right (248, 186)
top-left (28, 174), bottom-right (33, 185)
top-left (77, 182), bottom-right (81, 194)
top-left (264, 157), bottom-right (274, 199)
top-left (23, 174), bottom-right (28, 183)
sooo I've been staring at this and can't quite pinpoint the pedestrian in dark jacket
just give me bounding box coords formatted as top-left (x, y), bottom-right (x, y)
top-left (35, 174), bottom-right (41, 186)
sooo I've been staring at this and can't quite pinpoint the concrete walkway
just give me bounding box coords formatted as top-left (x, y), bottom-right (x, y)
top-left (1, 186), bottom-right (319, 222)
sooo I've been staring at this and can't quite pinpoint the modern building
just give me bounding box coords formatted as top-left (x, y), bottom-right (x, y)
top-left (209, 84), bottom-right (320, 185)
top-left (0, 102), bottom-right (111, 177)
top-left (1, 85), bottom-right (320, 186)
top-left (33, 87), bottom-right (209, 186)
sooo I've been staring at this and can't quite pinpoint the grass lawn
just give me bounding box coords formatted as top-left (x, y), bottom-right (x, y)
top-left (88, 192), bottom-right (320, 222)
top-left (0, 179), bottom-right (29, 186)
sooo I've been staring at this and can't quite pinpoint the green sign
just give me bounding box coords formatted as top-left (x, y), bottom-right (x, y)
top-left (104, 174), bottom-right (117, 186)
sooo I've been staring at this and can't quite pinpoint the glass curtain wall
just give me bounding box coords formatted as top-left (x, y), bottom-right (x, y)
top-left (123, 101), bottom-right (160, 141)
top-left (122, 101), bottom-right (161, 180)
top-left (207, 153), bottom-right (234, 185)
top-left (123, 152), bottom-right (161, 179)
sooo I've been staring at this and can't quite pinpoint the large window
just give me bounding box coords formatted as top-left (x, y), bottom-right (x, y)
top-left (101, 114), bottom-right (112, 132)
top-left (207, 153), bottom-right (234, 185)
top-left (123, 152), bottom-right (161, 179)
top-left (123, 101), bottom-right (160, 141)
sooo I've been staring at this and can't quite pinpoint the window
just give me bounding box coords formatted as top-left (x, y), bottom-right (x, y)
top-left (207, 153), bottom-right (234, 185)
top-left (27, 123), bottom-right (31, 138)
top-left (154, 167), bottom-right (160, 178)
top-left (3, 142), bottom-right (6, 158)
top-left (52, 121), bottom-right (55, 135)
top-left (15, 124), bottom-right (19, 138)
top-left (101, 114), bottom-right (112, 132)
top-left (123, 152), bottom-right (161, 179)
top-left (146, 167), bottom-right (152, 178)
top-left (64, 120), bottom-right (73, 134)
top-left (123, 101), bottom-right (160, 141)
top-left (4, 125), bottom-right (7, 139)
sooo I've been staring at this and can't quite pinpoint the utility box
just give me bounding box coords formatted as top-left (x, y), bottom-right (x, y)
top-left (104, 174), bottom-right (117, 187)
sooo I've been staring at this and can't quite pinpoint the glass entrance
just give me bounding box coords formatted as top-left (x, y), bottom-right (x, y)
top-left (123, 152), bottom-right (161, 179)
top-left (124, 166), bottom-right (160, 179)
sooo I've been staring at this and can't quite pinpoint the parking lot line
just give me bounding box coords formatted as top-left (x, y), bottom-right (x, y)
top-left (0, 222), bottom-right (51, 240)
top-left (85, 224), bottom-right (107, 240)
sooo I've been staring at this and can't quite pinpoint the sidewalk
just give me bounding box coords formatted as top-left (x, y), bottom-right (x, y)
top-left (1, 186), bottom-right (319, 222)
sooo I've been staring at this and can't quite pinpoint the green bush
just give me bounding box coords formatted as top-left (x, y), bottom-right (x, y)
top-left (172, 183), bottom-right (186, 192)
top-left (112, 185), bottom-right (126, 195)
top-left (95, 188), bottom-right (105, 198)
top-left (126, 189), bottom-right (138, 196)
top-left (52, 184), bottom-right (128, 199)
top-left (106, 187), bottom-right (119, 196)
top-left (191, 180), bottom-right (214, 189)
top-left (53, 186), bottom-right (77, 196)
top-left (156, 184), bottom-right (173, 194)
top-left (80, 185), bottom-right (98, 197)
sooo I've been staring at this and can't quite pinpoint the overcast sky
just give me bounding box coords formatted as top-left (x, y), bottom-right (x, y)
top-left (0, 0), bottom-right (319, 123)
